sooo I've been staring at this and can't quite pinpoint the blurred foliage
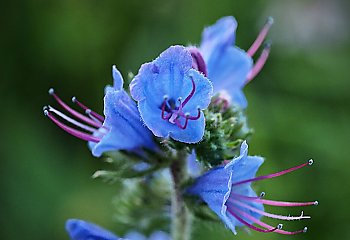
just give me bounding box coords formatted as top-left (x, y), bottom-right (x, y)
top-left (1, 0), bottom-right (350, 239)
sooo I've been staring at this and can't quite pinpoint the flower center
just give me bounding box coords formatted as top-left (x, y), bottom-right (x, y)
top-left (160, 77), bottom-right (201, 130)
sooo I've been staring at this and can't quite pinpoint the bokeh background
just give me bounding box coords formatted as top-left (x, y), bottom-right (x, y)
top-left (1, 0), bottom-right (350, 239)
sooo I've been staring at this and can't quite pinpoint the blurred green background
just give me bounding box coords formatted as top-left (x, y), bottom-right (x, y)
top-left (1, 0), bottom-right (349, 239)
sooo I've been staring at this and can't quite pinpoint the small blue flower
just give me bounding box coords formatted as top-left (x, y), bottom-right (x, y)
top-left (44, 66), bottom-right (156, 158)
top-left (189, 16), bottom-right (273, 109)
top-left (187, 141), bottom-right (317, 235)
top-left (66, 219), bottom-right (170, 240)
top-left (130, 45), bottom-right (213, 143)
top-left (89, 65), bottom-right (157, 157)
top-left (199, 16), bottom-right (252, 108)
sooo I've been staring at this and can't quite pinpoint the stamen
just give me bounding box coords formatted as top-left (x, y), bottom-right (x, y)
top-left (175, 117), bottom-right (189, 130)
top-left (161, 99), bottom-right (172, 120)
top-left (232, 160), bottom-right (313, 187)
top-left (47, 106), bottom-right (97, 133)
top-left (181, 77), bottom-right (196, 107)
top-left (49, 88), bottom-right (102, 128)
top-left (72, 96), bottom-right (105, 122)
top-left (227, 207), bottom-right (281, 233)
top-left (184, 109), bottom-right (201, 120)
top-left (231, 199), bottom-right (311, 220)
top-left (44, 110), bottom-right (100, 143)
top-left (233, 206), bottom-right (307, 235)
top-left (246, 42), bottom-right (271, 83)
top-left (233, 194), bottom-right (318, 207)
top-left (247, 16), bottom-right (274, 57)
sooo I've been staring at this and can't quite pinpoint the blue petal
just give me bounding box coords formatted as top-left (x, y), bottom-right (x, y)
top-left (149, 231), bottom-right (171, 240)
top-left (225, 141), bottom-right (264, 184)
top-left (112, 65), bottom-right (124, 91)
top-left (90, 88), bottom-right (156, 157)
top-left (200, 16), bottom-right (237, 63)
top-left (124, 231), bottom-right (170, 240)
top-left (206, 47), bottom-right (252, 101)
top-left (130, 46), bottom-right (193, 103)
top-left (123, 232), bottom-right (147, 240)
top-left (65, 219), bottom-right (120, 240)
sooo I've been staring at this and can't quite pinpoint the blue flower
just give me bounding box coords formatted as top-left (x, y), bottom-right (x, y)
top-left (189, 16), bottom-right (273, 108)
top-left (130, 45), bottom-right (213, 143)
top-left (89, 66), bottom-right (156, 157)
top-left (187, 141), bottom-right (317, 235)
top-left (66, 219), bottom-right (170, 240)
top-left (44, 66), bottom-right (156, 158)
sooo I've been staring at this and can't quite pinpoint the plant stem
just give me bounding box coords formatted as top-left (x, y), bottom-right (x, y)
top-left (170, 150), bottom-right (192, 240)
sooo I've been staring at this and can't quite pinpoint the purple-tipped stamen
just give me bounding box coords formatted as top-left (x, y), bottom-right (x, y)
top-left (247, 16), bottom-right (274, 57)
top-left (182, 109), bottom-right (201, 120)
top-left (188, 47), bottom-right (208, 77)
top-left (182, 77), bottom-right (196, 107)
top-left (231, 199), bottom-right (311, 221)
top-left (72, 96), bottom-right (105, 122)
top-left (49, 88), bottom-right (102, 128)
top-left (227, 206), bottom-right (282, 233)
top-left (232, 159), bottom-right (313, 187)
top-left (44, 110), bottom-right (100, 143)
top-left (246, 43), bottom-right (271, 83)
top-left (244, 197), bottom-right (318, 207)
top-left (47, 105), bottom-right (97, 133)
top-left (161, 99), bottom-right (172, 120)
top-left (233, 207), bottom-right (307, 235)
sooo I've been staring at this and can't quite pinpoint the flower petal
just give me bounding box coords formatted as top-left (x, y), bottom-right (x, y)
top-left (201, 16), bottom-right (237, 63)
top-left (65, 219), bottom-right (120, 240)
top-left (91, 88), bottom-right (156, 157)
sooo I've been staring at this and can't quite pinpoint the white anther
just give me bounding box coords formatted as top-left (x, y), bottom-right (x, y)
top-left (163, 95), bottom-right (169, 100)
top-left (267, 16), bottom-right (274, 25)
top-left (314, 201), bottom-right (319, 206)
top-left (85, 109), bottom-right (92, 114)
top-left (48, 88), bottom-right (55, 95)
top-left (308, 159), bottom-right (314, 166)
top-left (277, 224), bottom-right (283, 230)
top-left (260, 192), bottom-right (266, 198)
top-left (72, 96), bottom-right (77, 103)
top-left (43, 109), bottom-right (49, 116)
top-left (303, 227), bottom-right (308, 233)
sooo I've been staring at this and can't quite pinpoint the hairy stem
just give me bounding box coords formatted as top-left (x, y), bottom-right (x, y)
top-left (170, 150), bottom-right (192, 240)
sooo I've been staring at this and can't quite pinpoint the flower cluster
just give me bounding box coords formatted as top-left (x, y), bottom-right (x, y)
top-left (44, 16), bottom-right (317, 240)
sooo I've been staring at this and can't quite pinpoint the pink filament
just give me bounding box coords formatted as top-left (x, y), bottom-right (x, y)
top-left (45, 111), bottom-right (100, 143)
top-left (232, 161), bottom-right (310, 187)
top-left (50, 90), bottom-right (102, 128)
top-left (227, 206), bottom-right (280, 233)
top-left (232, 206), bottom-right (306, 235)
top-left (247, 17), bottom-right (273, 57)
top-left (72, 97), bottom-right (105, 122)
top-left (249, 198), bottom-right (317, 207)
top-left (246, 45), bottom-right (271, 83)
top-left (181, 77), bottom-right (196, 107)
top-left (231, 199), bottom-right (310, 220)
top-left (48, 106), bottom-right (97, 133)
